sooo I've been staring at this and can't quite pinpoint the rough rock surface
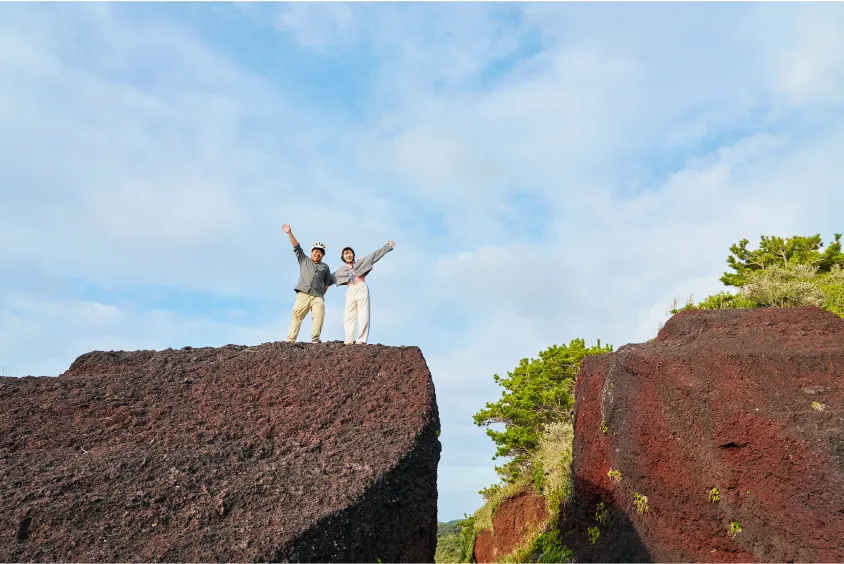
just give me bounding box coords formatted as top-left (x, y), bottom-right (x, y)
top-left (473, 491), bottom-right (548, 562)
top-left (566, 307), bottom-right (844, 562)
top-left (0, 342), bottom-right (441, 562)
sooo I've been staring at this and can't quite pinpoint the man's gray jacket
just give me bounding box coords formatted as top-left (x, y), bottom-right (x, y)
top-left (332, 243), bottom-right (393, 286)
top-left (292, 244), bottom-right (332, 297)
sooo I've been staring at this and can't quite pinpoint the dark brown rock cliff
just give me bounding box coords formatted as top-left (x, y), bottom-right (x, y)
top-left (473, 490), bottom-right (548, 563)
top-left (0, 342), bottom-right (440, 562)
top-left (567, 307), bottom-right (844, 562)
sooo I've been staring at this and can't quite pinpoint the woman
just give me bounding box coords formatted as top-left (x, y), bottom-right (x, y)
top-left (332, 240), bottom-right (395, 344)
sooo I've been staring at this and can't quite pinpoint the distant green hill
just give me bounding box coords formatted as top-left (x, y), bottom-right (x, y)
top-left (435, 521), bottom-right (463, 562)
top-left (437, 521), bottom-right (459, 536)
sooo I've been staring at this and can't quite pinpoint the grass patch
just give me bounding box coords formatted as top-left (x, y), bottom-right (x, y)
top-left (474, 471), bottom-right (533, 535)
top-left (533, 421), bottom-right (574, 499)
top-left (633, 492), bottom-right (649, 514)
top-left (708, 487), bottom-right (720, 503)
top-left (500, 524), bottom-right (573, 563)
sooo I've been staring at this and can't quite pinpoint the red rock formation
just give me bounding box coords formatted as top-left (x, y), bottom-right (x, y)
top-left (566, 306), bottom-right (844, 562)
top-left (474, 490), bottom-right (548, 562)
top-left (0, 342), bottom-right (440, 562)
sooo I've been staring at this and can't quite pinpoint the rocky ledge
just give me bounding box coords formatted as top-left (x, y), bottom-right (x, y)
top-left (0, 342), bottom-right (441, 562)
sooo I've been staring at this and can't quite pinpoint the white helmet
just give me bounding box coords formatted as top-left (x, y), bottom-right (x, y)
top-left (311, 242), bottom-right (326, 252)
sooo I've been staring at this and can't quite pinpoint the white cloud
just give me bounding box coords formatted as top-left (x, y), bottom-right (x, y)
top-left (276, 3), bottom-right (359, 52)
top-left (768, 11), bottom-right (844, 107)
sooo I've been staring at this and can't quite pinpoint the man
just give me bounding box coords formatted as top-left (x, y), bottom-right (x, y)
top-left (281, 224), bottom-right (333, 343)
top-left (332, 240), bottom-right (395, 344)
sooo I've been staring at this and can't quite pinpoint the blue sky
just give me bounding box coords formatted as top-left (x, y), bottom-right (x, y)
top-left (2, 2), bottom-right (844, 521)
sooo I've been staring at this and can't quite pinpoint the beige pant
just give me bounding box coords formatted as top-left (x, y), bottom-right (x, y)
top-left (286, 292), bottom-right (325, 342)
top-left (343, 282), bottom-right (370, 344)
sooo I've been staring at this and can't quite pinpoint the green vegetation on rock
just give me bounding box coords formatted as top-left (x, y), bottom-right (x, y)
top-left (448, 339), bottom-right (611, 562)
top-left (673, 233), bottom-right (844, 318)
top-left (473, 338), bottom-right (613, 483)
top-left (458, 515), bottom-right (478, 562)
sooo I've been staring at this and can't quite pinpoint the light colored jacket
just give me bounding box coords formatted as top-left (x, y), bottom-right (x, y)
top-left (332, 243), bottom-right (393, 286)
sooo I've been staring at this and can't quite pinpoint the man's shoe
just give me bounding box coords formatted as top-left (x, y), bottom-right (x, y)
top-left (310, 338), bottom-right (321, 344)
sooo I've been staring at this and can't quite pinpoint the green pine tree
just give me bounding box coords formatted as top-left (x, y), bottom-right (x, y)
top-left (473, 338), bottom-right (612, 482)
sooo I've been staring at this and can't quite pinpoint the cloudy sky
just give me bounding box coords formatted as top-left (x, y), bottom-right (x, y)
top-left (2, 2), bottom-right (843, 521)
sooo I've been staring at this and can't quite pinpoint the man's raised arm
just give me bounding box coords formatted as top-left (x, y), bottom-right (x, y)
top-left (282, 224), bottom-right (306, 261)
top-left (281, 224), bottom-right (299, 247)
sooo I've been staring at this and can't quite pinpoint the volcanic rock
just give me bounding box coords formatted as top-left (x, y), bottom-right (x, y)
top-left (566, 306), bottom-right (844, 562)
top-left (0, 341), bottom-right (440, 562)
top-left (473, 490), bottom-right (548, 562)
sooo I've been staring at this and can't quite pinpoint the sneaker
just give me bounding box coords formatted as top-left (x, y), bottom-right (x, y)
top-left (310, 337), bottom-right (321, 344)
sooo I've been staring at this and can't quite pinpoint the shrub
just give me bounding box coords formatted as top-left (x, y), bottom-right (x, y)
top-left (456, 515), bottom-right (477, 563)
top-left (818, 265), bottom-right (844, 317)
top-left (739, 264), bottom-right (824, 308)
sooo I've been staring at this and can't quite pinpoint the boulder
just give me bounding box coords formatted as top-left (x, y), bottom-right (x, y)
top-left (0, 342), bottom-right (440, 562)
top-left (473, 490), bottom-right (548, 562)
top-left (567, 307), bottom-right (844, 562)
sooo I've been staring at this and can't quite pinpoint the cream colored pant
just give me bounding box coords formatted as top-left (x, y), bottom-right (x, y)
top-left (344, 282), bottom-right (370, 344)
top-left (286, 292), bottom-right (325, 342)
